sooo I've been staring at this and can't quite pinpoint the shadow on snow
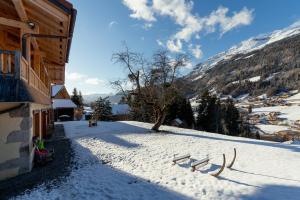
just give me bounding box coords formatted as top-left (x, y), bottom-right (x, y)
top-left (240, 184), bottom-right (300, 200)
top-left (63, 139), bottom-right (191, 200)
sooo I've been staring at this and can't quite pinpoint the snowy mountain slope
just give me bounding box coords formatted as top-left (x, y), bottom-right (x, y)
top-left (190, 22), bottom-right (300, 78)
top-left (83, 93), bottom-right (123, 104)
top-left (183, 24), bottom-right (300, 98)
top-left (15, 121), bottom-right (300, 200)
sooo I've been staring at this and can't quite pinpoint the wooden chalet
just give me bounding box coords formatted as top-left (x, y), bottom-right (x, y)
top-left (51, 84), bottom-right (76, 121)
top-left (0, 0), bottom-right (76, 180)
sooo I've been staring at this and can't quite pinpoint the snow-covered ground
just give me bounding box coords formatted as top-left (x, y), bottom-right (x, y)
top-left (253, 105), bottom-right (300, 121)
top-left (255, 124), bottom-right (290, 134)
top-left (287, 93), bottom-right (300, 104)
top-left (15, 121), bottom-right (300, 200)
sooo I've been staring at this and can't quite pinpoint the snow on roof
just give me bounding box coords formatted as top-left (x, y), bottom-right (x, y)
top-left (248, 76), bottom-right (261, 82)
top-left (235, 93), bottom-right (249, 101)
top-left (51, 85), bottom-right (64, 97)
top-left (112, 104), bottom-right (130, 115)
top-left (174, 118), bottom-right (183, 124)
top-left (253, 105), bottom-right (300, 121)
top-left (255, 124), bottom-right (290, 135)
top-left (52, 99), bottom-right (77, 109)
top-left (257, 93), bottom-right (267, 100)
top-left (290, 90), bottom-right (299, 95)
top-left (287, 93), bottom-right (300, 101)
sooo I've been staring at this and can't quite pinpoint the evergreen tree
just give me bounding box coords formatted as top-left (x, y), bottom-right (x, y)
top-left (196, 90), bottom-right (220, 132)
top-left (223, 99), bottom-right (240, 136)
top-left (181, 99), bottom-right (195, 128)
top-left (164, 94), bottom-right (194, 128)
top-left (196, 91), bottom-right (240, 135)
top-left (128, 94), bottom-right (155, 123)
top-left (196, 90), bottom-right (210, 130)
top-left (93, 97), bottom-right (112, 121)
top-left (78, 91), bottom-right (84, 108)
top-left (71, 88), bottom-right (84, 108)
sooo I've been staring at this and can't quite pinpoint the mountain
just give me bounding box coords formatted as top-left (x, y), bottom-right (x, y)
top-left (83, 93), bottom-right (123, 104)
top-left (184, 22), bottom-right (300, 98)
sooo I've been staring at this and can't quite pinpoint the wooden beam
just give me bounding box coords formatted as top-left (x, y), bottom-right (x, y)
top-left (26, 6), bottom-right (67, 34)
top-left (12, 0), bottom-right (39, 51)
top-left (0, 17), bottom-right (38, 34)
top-left (27, 0), bottom-right (69, 22)
top-left (12, 0), bottom-right (27, 21)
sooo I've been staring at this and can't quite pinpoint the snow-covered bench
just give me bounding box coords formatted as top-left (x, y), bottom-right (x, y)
top-left (191, 156), bottom-right (209, 172)
top-left (172, 154), bottom-right (191, 165)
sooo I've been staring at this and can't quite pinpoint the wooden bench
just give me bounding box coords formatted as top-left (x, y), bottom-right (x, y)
top-left (172, 154), bottom-right (191, 165)
top-left (191, 156), bottom-right (209, 172)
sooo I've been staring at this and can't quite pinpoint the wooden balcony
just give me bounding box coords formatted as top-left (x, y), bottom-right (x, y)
top-left (0, 49), bottom-right (51, 102)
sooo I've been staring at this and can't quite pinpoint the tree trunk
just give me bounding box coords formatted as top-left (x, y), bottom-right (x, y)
top-left (151, 111), bottom-right (166, 132)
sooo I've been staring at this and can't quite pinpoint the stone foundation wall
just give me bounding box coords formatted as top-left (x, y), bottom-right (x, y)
top-left (0, 102), bottom-right (51, 181)
top-left (0, 103), bottom-right (31, 180)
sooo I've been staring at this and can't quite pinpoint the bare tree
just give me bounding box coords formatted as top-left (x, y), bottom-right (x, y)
top-left (112, 45), bottom-right (188, 132)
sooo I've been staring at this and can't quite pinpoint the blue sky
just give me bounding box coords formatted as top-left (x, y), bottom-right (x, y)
top-left (65, 0), bottom-right (300, 95)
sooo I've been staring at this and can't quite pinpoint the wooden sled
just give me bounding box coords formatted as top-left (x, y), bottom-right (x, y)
top-left (209, 154), bottom-right (226, 177)
top-left (227, 148), bottom-right (236, 169)
top-left (172, 154), bottom-right (191, 165)
top-left (191, 156), bottom-right (209, 172)
top-left (191, 154), bottom-right (226, 177)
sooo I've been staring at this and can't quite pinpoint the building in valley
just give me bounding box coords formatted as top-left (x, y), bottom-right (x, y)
top-left (51, 84), bottom-right (77, 121)
top-left (0, 0), bottom-right (76, 180)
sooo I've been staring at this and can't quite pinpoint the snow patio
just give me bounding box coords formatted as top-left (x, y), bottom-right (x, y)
top-left (16, 121), bottom-right (300, 200)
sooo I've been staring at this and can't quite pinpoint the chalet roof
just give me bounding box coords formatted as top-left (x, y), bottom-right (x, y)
top-left (0, 0), bottom-right (77, 84)
top-left (51, 84), bottom-right (64, 97)
top-left (52, 99), bottom-right (76, 109)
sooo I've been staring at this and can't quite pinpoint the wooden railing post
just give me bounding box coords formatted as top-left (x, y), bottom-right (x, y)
top-left (14, 51), bottom-right (21, 79)
top-left (0, 52), bottom-right (2, 74)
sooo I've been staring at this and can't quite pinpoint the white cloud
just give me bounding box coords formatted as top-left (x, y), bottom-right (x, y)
top-left (66, 72), bottom-right (86, 81)
top-left (204, 6), bottom-right (254, 35)
top-left (156, 39), bottom-right (164, 47)
top-left (184, 61), bottom-right (193, 69)
top-left (122, 0), bottom-right (156, 22)
top-left (189, 44), bottom-right (203, 59)
top-left (152, 0), bottom-right (202, 52)
top-left (66, 72), bottom-right (105, 86)
top-left (143, 23), bottom-right (153, 30)
top-left (85, 78), bottom-right (105, 85)
top-left (109, 21), bottom-right (118, 28)
top-left (122, 0), bottom-right (254, 57)
top-left (166, 39), bottom-right (182, 52)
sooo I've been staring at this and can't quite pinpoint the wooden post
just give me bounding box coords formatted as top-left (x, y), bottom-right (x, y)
top-left (7, 54), bottom-right (11, 74)
top-left (2, 53), bottom-right (6, 74)
top-left (33, 52), bottom-right (40, 77)
top-left (14, 51), bottom-right (21, 79)
top-left (0, 52), bottom-right (3, 74)
top-left (26, 37), bottom-right (31, 67)
top-left (15, 51), bottom-right (21, 100)
top-left (25, 37), bottom-right (30, 85)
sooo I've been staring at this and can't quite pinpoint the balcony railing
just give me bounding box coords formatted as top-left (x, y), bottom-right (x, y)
top-left (0, 50), bottom-right (50, 98)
